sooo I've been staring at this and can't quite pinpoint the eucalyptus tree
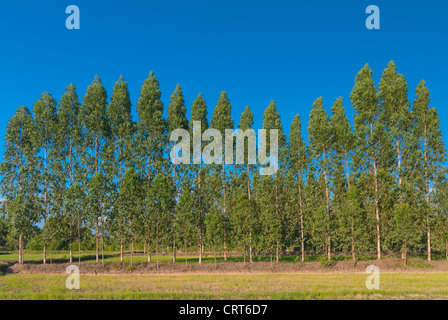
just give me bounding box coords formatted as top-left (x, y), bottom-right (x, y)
top-left (57, 83), bottom-right (81, 263)
top-left (379, 61), bottom-right (417, 258)
top-left (239, 105), bottom-right (257, 262)
top-left (135, 71), bottom-right (166, 259)
top-left (329, 97), bottom-right (357, 260)
top-left (79, 76), bottom-right (109, 262)
top-left (210, 91), bottom-right (234, 261)
top-left (379, 61), bottom-right (411, 190)
top-left (350, 64), bottom-right (392, 260)
top-left (0, 106), bottom-right (37, 264)
top-left (33, 92), bottom-right (58, 264)
top-left (107, 76), bottom-right (133, 260)
top-left (412, 80), bottom-right (446, 261)
top-left (189, 93), bottom-right (209, 263)
top-left (118, 167), bottom-right (143, 266)
top-left (287, 114), bottom-right (308, 262)
top-left (262, 100), bottom-right (286, 262)
top-left (307, 97), bottom-right (332, 261)
top-left (167, 84), bottom-right (189, 263)
top-left (149, 173), bottom-right (174, 268)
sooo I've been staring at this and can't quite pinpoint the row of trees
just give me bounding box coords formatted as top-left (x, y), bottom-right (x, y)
top-left (1, 61), bottom-right (447, 265)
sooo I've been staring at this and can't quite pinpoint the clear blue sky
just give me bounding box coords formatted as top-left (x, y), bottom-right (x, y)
top-left (0, 0), bottom-right (447, 156)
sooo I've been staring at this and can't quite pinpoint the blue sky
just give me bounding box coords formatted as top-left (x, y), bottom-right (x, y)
top-left (0, 0), bottom-right (447, 156)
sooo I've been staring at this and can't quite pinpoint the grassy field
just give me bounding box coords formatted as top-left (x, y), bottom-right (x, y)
top-left (1, 272), bottom-right (448, 299)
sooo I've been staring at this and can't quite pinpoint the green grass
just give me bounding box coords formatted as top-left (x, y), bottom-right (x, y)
top-left (1, 272), bottom-right (448, 299)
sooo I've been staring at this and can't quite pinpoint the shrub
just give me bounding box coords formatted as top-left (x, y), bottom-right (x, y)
top-left (0, 263), bottom-right (8, 274)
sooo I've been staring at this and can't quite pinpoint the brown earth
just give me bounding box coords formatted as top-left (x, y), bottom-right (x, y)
top-left (2, 258), bottom-right (448, 275)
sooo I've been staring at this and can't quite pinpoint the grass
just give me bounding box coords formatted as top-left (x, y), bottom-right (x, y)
top-left (1, 272), bottom-right (448, 299)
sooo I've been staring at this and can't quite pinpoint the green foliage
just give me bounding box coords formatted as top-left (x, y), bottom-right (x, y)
top-left (0, 62), bottom-right (446, 265)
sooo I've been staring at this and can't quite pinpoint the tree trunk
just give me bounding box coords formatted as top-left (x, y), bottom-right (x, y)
top-left (249, 232), bottom-right (253, 263)
top-left (120, 232), bottom-right (123, 263)
top-left (222, 164), bottom-right (227, 262)
top-left (351, 217), bottom-right (355, 262)
top-left (101, 220), bottom-right (104, 266)
top-left (198, 172), bottom-right (203, 265)
top-left (78, 211), bottom-right (81, 268)
top-left (95, 217), bottom-right (99, 263)
top-left (19, 234), bottom-right (23, 264)
top-left (373, 159), bottom-right (381, 260)
top-left (172, 165), bottom-right (177, 263)
top-left (130, 238), bottom-right (133, 267)
top-left (299, 183), bottom-right (305, 262)
top-left (69, 225), bottom-right (73, 264)
top-left (185, 238), bottom-right (188, 265)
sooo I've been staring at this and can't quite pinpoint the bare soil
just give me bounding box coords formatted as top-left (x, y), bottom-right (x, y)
top-left (3, 258), bottom-right (448, 275)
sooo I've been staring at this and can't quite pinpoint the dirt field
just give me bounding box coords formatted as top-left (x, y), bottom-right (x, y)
top-left (1, 257), bottom-right (446, 275)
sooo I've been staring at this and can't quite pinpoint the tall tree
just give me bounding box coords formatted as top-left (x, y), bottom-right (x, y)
top-left (189, 93), bottom-right (209, 263)
top-left (0, 106), bottom-right (38, 264)
top-left (79, 76), bottom-right (109, 262)
top-left (107, 76), bottom-right (133, 262)
top-left (57, 83), bottom-right (81, 263)
top-left (262, 100), bottom-right (286, 262)
top-left (412, 80), bottom-right (446, 261)
top-left (329, 97), bottom-right (357, 260)
top-left (33, 92), bottom-right (58, 264)
top-left (307, 97), bottom-right (332, 261)
top-left (287, 114), bottom-right (308, 262)
top-left (210, 91), bottom-right (234, 261)
top-left (135, 71), bottom-right (166, 262)
top-left (167, 84), bottom-right (189, 263)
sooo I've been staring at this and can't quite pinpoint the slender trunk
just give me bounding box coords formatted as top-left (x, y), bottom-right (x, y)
top-left (156, 209), bottom-right (159, 270)
top-left (43, 146), bottom-right (47, 265)
top-left (323, 150), bottom-right (330, 262)
top-left (276, 241), bottom-right (279, 263)
top-left (120, 232), bottom-right (123, 263)
top-left (346, 156), bottom-right (355, 262)
top-left (185, 237), bottom-right (188, 265)
top-left (446, 239), bottom-right (448, 260)
top-left (275, 172), bottom-right (280, 263)
top-left (172, 165), bottom-right (176, 263)
top-left (147, 227), bottom-right (151, 263)
top-left (101, 220), bottom-right (104, 266)
top-left (198, 171), bottom-right (203, 264)
top-left (69, 141), bottom-right (73, 265)
top-left (19, 234), bottom-right (23, 264)
top-left (69, 224), bottom-right (73, 263)
top-left (130, 238), bottom-right (133, 267)
top-left (78, 210), bottom-right (81, 268)
top-left (299, 182), bottom-right (305, 262)
top-left (373, 159), bottom-right (381, 260)
top-left (43, 243), bottom-right (46, 265)
top-left (222, 164), bottom-right (227, 261)
top-left (95, 217), bottom-right (99, 263)
top-left (396, 138), bottom-right (402, 186)
top-left (403, 243), bottom-right (407, 266)
top-left (247, 164), bottom-right (253, 264)
top-left (369, 123), bottom-right (381, 261)
top-left (249, 232), bottom-right (253, 263)
top-left (351, 217), bottom-right (355, 262)
top-left (424, 134), bottom-right (431, 262)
